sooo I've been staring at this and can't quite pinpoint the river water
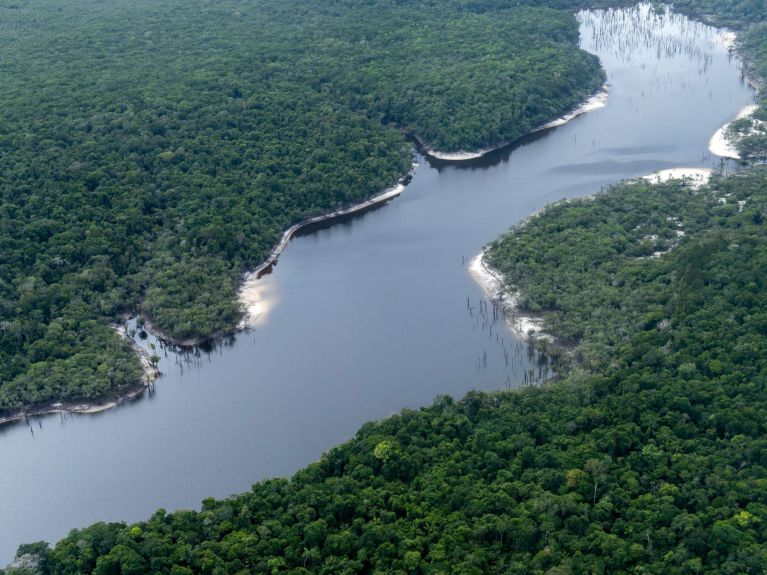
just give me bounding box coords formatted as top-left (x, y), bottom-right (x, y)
top-left (0, 5), bottom-right (754, 562)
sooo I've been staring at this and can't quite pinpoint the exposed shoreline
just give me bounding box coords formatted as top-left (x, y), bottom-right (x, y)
top-left (424, 85), bottom-right (609, 162)
top-left (137, 168), bottom-right (417, 345)
top-left (641, 167), bottom-right (714, 189)
top-left (708, 104), bottom-right (758, 160)
top-left (238, 170), bottom-right (415, 328)
top-left (0, 327), bottom-right (158, 428)
top-left (468, 252), bottom-right (553, 344)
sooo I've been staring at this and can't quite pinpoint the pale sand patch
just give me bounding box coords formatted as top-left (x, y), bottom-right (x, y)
top-left (113, 324), bottom-right (160, 385)
top-left (539, 87), bottom-right (609, 130)
top-left (428, 149), bottom-right (487, 161)
top-left (718, 31), bottom-right (737, 50)
top-left (238, 274), bottom-right (280, 328)
top-left (642, 167), bottom-right (713, 189)
top-left (468, 252), bottom-right (551, 342)
top-left (427, 85), bottom-right (609, 161)
top-left (708, 104), bottom-right (758, 160)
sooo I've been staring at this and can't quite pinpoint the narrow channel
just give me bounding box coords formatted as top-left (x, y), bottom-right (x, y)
top-left (0, 5), bottom-right (754, 561)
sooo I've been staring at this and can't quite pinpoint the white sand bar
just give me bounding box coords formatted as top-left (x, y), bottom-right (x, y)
top-left (708, 104), bottom-right (758, 159)
top-left (642, 168), bottom-right (713, 189)
top-left (539, 86), bottom-right (609, 130)
top-left (718, 31), bottom-right (737, 50)
top-left (468, 252), bottom-right (551, 342)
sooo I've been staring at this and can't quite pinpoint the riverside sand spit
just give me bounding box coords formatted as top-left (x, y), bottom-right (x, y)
top-left (708, 104), bottom-right (758, 160)
top-left (468, 252), bottom-right (552, 343)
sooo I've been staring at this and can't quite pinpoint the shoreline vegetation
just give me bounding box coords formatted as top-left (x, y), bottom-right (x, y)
top-left (469, 166), bottom-right (716, 357)
top-left (469, 252), bottom-right (553, 343)
top-left (423, 85), bottom-right (609, 161)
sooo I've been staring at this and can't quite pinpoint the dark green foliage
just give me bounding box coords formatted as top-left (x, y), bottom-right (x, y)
top-left (0, 0), bottom-right (604, 413)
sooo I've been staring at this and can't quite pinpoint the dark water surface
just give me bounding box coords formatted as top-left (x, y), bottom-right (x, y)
top-left (0, 5), bottom-right (754, 561)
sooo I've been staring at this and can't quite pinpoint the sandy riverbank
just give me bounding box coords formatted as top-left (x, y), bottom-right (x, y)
top-left (0, 327), bottom-right (158, 427)
top-left (708, 104), bottom-right (758, 160)
top-left (0, 393), bottom-right (148, 428)
top-left (238, 170), bottom-right (415, 328)
top-left (468, 252), bottom-right (552, 343)
top-left (641, 167), bottom-right (713, 189)
top-left (425, 85), bottom-right (609, 161)
top-left (719, 31), bottom-right (736, 50)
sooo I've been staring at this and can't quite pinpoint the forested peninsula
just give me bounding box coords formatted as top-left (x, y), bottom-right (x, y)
top-left (0, 0), bottom-right (608, 416)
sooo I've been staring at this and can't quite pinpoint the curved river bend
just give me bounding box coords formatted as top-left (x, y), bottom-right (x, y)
top-left (0, 5), bottom-right (754, 561)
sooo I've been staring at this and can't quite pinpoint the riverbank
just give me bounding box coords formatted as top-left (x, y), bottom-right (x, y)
top-left (138, 169), bottom-right (416, 345)
top-left (470, 166), bottom-right (715, 348)
top-left (708, 104), bottom-right (758, 159)
top-left (238, 167), bottom-right (416, 328)
top-left (0, 327), bottom-right (158, 428)
top-left (468, 252), bottom-right (553, 343)
top-left (424, 85), bottom-right (609, 161)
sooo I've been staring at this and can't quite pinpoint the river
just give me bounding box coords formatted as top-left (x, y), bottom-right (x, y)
top-left (0, 5), bottom-right (754, 562)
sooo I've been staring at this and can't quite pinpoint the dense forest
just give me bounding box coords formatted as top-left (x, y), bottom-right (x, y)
top-left (0, 0), bottom-right (607, 414)
top-left (7, 167), bottom-right (767, 573)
